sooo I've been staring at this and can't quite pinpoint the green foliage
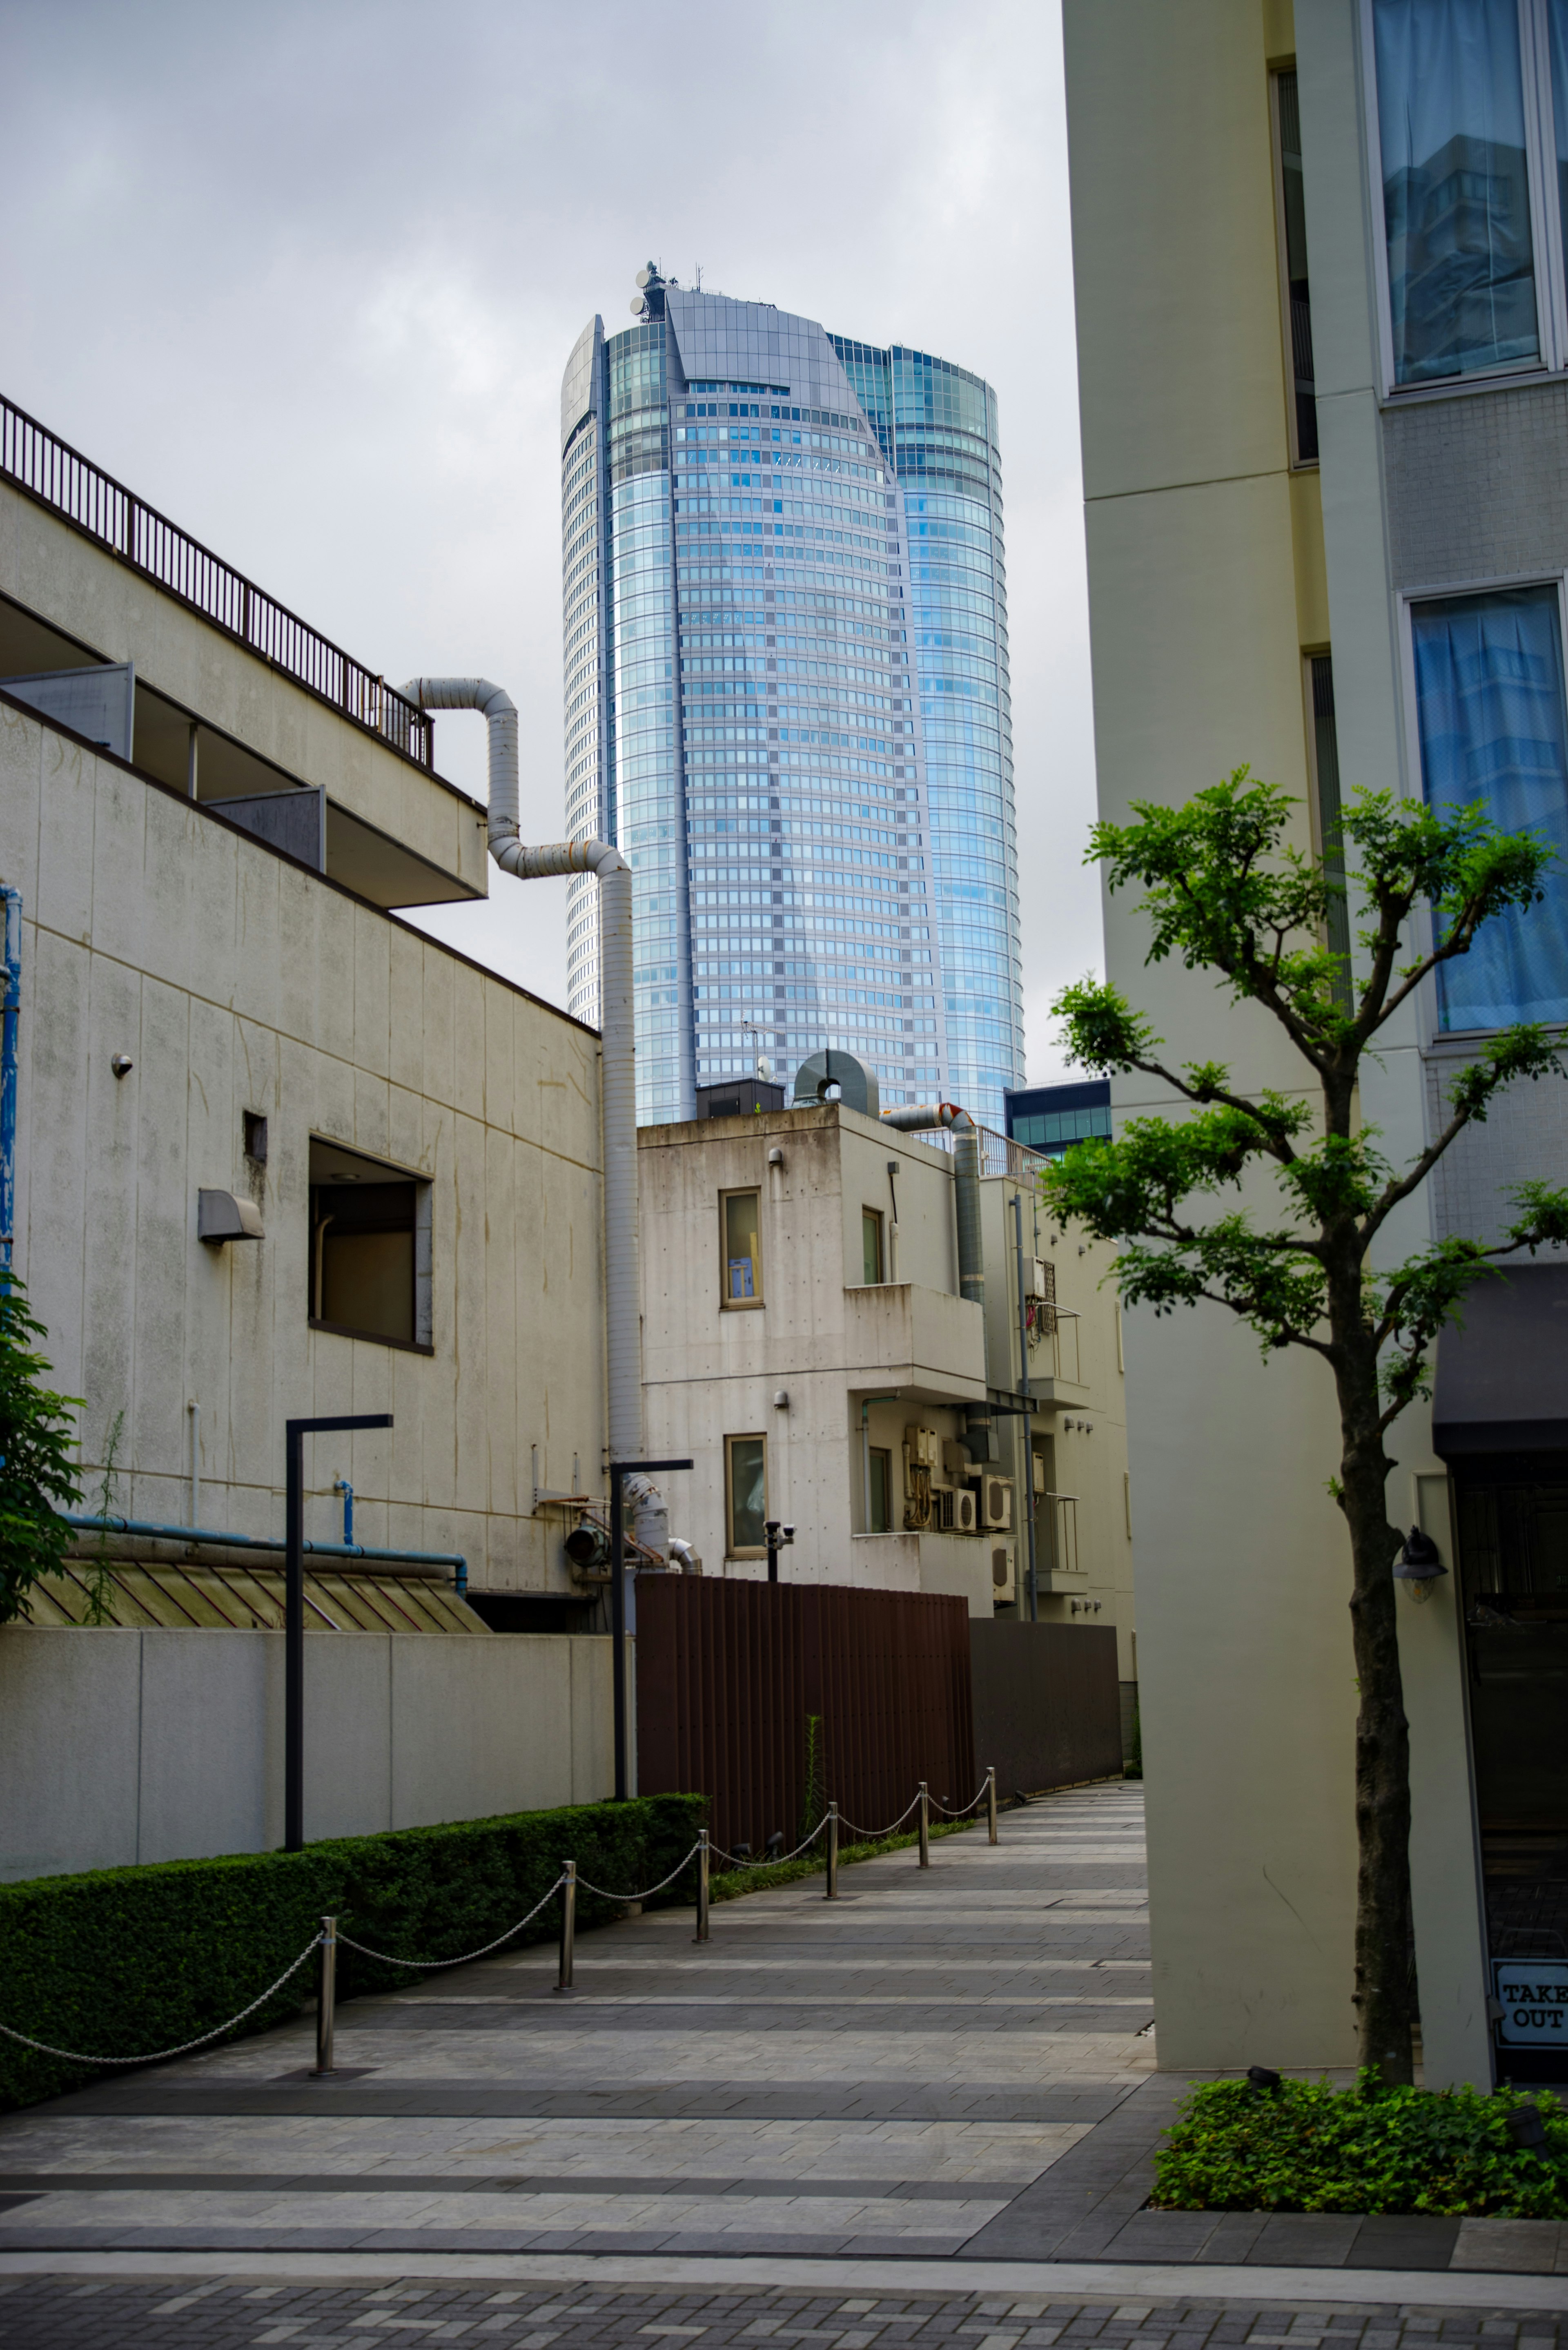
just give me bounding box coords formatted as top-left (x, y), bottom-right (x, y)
top-left (1042, 773), bottom-right (1568, 1424)
top-left (1154, 2071), bottom-right (1568, 2219)
top-left (0, 1792), bottom-right (704, 2111)
top-left (800, 1713), bottom-right (825, 1847)
top-left (0, 1280), bottom-right (81, 1623)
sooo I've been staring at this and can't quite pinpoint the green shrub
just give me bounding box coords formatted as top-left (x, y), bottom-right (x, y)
top-left (0, 1792), bottom-right (704, 2111)
top-left (1154, 2070), bottom-right (1568, 2218)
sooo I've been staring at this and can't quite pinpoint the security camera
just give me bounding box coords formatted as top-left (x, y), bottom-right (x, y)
top-left (782, 1523), bottom-right (795, 1543)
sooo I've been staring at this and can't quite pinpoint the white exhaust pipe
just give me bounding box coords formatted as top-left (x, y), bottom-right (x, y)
top-left (398, 679), bottom-right (643, 1467)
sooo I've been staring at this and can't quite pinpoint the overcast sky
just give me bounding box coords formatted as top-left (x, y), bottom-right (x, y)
top-left (2, 0), bottom-right (1100, 1081)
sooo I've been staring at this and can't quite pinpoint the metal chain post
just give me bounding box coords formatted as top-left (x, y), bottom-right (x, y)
top-left (312, 1915), bottom-right (337, 2078)
top-left (694, 1828), bottom-right (710, 1943)
top-left (556, 1859), bottom-right (577, 1993)
top-left (826, 1802), bottom-right (840, 1900)
top-left (987, 1765), bottom-right (998, 1846)
top-left (918, 1781), bottom-right (930, 1869)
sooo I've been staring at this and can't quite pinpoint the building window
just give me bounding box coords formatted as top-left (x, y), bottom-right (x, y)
top-left (309, 1138), bottom-right (432, 1351)
top-left (726, 1433), bottom-right (768, 1556)
top-left (1307, 655), bottom-right (1353, 1009)
top-left (1272, 68), bottom-right (1319, 461)
top-left (868, 1446), bottom-right (892, 1533)
top-left (1410, 583), bottom-right (1568, 1028)
top-left (721, 1188), bottom-right (763, 1307)
top-left (1369, 0), bottom-right (1551, 388)
top-left (862, 1205), bottom-right (885, 1284)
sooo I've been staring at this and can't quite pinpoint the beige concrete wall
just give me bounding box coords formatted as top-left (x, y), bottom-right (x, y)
top-left (0, 484), bottom-right (488, 898)
top-left (0, 1625), bottom-right (619, 1880)
top-left (0, 696), bottom-right (605, 1594)
top-left (1065, 0), bottom-right (1358, 2069)
top-left (1064, 0), bottom-right (1492, 2082)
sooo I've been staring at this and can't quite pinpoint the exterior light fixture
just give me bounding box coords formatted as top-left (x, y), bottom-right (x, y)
top-left (1393, 1525), bottom-right (1446, 1600)
top-left (111, 1054), bottom-right (133, 1078)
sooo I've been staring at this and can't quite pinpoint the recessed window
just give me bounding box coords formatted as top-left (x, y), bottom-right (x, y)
top-left (725, 1433), bottom-right (768, 1556)
top-left (1410, 584), bottom-right (1568, 1028)
top-left (862, 1205), bottom-right (885, 1285)
top-left (868, 1445), bottom-right (892, 1533)
top-left (309, 1137), bottom-right (432, 1351)
top-left (1369, 0), bottom-right (1546, 387)
top-left (242, 1110), bottom-right (268, 1164)
top-left (1271, 69), bottom-right (1318, 462)
top-left (721, 1188), bottom-right (763, 1308)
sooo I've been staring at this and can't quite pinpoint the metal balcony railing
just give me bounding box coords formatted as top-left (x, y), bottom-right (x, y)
top-left (0, 392), bottom-right (434, 770)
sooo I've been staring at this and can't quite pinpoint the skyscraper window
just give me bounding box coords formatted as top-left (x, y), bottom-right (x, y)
top-left (560, 270), bottom-right (1023, 1126)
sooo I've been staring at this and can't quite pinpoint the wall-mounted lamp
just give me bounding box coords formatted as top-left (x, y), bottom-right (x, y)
top-left (198, 1188), bottom-right (264, 1245)
top-left (1394, 1525), bottom-right (1446, 1601)
top-left (110, 1054), bottom-right (134, 1079)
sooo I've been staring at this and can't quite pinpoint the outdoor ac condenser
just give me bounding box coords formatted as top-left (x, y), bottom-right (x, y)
top-left (982, 1474), bottom-right (1012, 1531)
top-left (990, 1539), bottom-right (1016, 1605)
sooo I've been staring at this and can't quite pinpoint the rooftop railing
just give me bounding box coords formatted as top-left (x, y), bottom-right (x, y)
top-left (910, 1120), bottom-right (1048, 1181)
top-left (0, 392), bottom-right (434, 770)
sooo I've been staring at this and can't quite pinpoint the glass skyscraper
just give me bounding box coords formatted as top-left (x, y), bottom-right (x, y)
top-left (560, 271), bottom-right (1022, 1126)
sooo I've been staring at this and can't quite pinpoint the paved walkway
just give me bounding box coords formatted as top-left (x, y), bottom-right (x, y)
top-left (0, 1784), bottom-right (1563, 2338)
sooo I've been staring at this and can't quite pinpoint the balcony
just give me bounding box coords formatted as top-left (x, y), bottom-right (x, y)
top-left (843, 1281), bottom-right (986, 1404)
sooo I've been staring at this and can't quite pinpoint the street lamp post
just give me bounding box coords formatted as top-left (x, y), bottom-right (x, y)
top-left (607, 1455), bottom-right (693, 1800)
top-left (285, 1413), bottom-right (392, 1853)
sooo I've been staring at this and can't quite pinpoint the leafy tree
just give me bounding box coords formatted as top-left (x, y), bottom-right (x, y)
top-left (0, 1279), bottom-right (81, 1621)
top-left (1041, 770), bottom-right (1568, 2082)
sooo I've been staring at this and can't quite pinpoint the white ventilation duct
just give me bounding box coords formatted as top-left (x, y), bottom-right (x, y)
top-left (397, 678), bottom-right (645, 1474)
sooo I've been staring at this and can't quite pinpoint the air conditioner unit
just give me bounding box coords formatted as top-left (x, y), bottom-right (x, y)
top-left (990, 1539), bottom-right (1016, 1605)
top-left (953, 1486), bottom-right (978, 1535)
top-left (905, 1424), bottom-right (939, 1469)
top-left (982, 1474), bottom-right (1012, 1531)
top-left (1026, 1256), bottom-right (1051, 1300)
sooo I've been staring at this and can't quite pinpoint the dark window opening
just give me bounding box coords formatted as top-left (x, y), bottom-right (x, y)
top-left (1310, 656), bottom-right (1352, 1011)
top-left (869, 1446), bottom-right (892, 1534)
top-left (1275, 70), bottom-right (1319, 463)
top-left (308, 1137), bottom-right (430, 1350)
top-left (243, 1110), bottom-right (268, 1164)
top-left (1455, 1452), bottom-right (1568, 2083)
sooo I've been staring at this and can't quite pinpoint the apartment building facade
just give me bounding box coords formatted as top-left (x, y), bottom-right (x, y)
top-left (1064, 0), bottom-right (1568, 2083)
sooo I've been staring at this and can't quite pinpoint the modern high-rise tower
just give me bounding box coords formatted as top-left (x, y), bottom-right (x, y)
top-left (560, 271), bottom-right (1022, 1126)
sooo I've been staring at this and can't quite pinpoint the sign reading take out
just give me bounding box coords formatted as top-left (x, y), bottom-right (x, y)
top-left (1493, 1961), bottom-right (1568, 2045)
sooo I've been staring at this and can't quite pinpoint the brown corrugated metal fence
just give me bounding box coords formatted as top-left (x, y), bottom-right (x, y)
top-left (635, 1579), bottom-right (975, 1857)
top-left (968, 1620), bottom-right (1123, 1795)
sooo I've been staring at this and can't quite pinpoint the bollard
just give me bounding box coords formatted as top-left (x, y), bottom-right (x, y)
top-left (826, 1802), bottom-right (840, 1901)
top-left (311, 1915), bottom-right (337, 2078)
top-left (694, 1828), bottom-right (710, 1944)
top-left (987, 1764), bottom-right (998, 1846)
top-left (555, 1859), bottom-right (577, 1993)
top-left (918, 1781), bottom-right (930, 1869)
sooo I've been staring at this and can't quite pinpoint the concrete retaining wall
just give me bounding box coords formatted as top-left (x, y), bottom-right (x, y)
top-left (0, 1627), bottom-right (619, 1881)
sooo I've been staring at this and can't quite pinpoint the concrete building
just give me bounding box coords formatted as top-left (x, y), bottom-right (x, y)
top-left (559, 270), bottom-right (1022, 1129)
top-left (0, 392), bottom-right (619, 1872)
top-left (636, 1076), bottom-right (1135, 1720)
top-left (1063, 0), bottom-right (1568, 2084)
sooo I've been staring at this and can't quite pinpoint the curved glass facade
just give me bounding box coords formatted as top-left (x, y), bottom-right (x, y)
top-left (560, 278), bottom-right (1023, 1127)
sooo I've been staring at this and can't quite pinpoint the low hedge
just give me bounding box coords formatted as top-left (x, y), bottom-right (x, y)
top-left (0, 1792), bottom-right (705, 2111)
top-left (1154, 2071), bottom-right (1568, 2219)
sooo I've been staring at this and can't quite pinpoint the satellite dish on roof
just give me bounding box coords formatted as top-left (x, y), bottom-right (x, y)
top-left (630, 296), bottom-right (647, 317)
top-left (636, 265), bottom-right (658, 289)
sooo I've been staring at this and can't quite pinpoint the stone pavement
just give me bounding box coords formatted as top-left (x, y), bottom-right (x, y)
top-left (0, 1783), bottom-right (1564, 2341)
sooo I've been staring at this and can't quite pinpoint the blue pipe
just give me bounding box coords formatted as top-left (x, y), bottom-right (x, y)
top-left (65, 1512), bottom-right (468, 1595)
top-left (334, 1476), bottom-right (354, 1544)
top-left (0, 885), bottom-right (19, 1282)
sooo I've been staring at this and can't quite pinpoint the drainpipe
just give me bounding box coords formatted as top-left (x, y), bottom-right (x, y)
top-left (880, 1101), bottom-right (992, 1462)
top-left (397, 679), bottom-right (643, 1470)
top-left (0, 885), bottom-right (19, 1280)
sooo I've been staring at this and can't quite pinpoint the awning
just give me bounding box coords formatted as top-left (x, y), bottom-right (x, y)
top-left (1432, 1264), bottom-right (1568, 1455)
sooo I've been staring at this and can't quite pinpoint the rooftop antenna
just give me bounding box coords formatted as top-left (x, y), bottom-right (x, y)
top-left (695, 262), bottom-right (703, 290)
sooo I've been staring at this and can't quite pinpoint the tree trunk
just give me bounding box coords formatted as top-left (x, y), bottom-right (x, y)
top-left (1333, 1320), bottom-right (1415, 2083)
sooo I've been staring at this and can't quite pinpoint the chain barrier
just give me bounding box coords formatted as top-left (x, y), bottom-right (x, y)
top-left (832, 1788), bottom-right (925, 1842)
top-left (1, 1770), bottom-right (999, 2067)
top-left (572, 1839), bottom-right (706, 1904)
top-left (930, 1779), bottom-right (993, 1820)
top-left (336, 1876), bottom-right (566, 1971)
top-left (0, 1932), bottom-right (324, 2067)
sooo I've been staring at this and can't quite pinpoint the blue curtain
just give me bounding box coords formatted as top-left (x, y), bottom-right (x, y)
top-left (1412, 586), bottom-right (1568, 1030)
top-left (1373, 0), bottom-right (1539, 384)
top-left (1549, 1), bottom-right (1568, 255)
